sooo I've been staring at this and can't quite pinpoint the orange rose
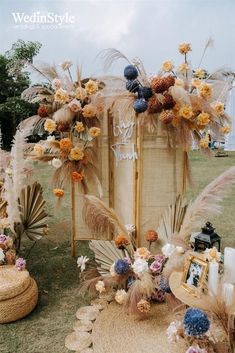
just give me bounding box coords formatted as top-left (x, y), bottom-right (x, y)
top-left (114, 235), bottom-right (129, 249)
top-left (71, 171), bottom-right (84, 182)
top-left (53, 188), bottom-right (64, 197)
top-left (145, 230), bottom-right (158, 242)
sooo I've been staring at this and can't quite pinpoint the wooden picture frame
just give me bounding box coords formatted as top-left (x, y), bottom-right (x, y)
top-left (181, 254), bottom-right (208, 295)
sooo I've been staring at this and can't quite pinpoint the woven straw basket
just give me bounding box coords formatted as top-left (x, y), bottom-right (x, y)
top-left (0, 265), bottom-right (38, 324)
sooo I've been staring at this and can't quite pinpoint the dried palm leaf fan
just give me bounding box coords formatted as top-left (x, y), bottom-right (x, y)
top-left (14, 182), bottom-right (47, 251)
top-left (89, 240), bottom-right (125, 275)
top-left (157, 195), bottom-right (188, 244)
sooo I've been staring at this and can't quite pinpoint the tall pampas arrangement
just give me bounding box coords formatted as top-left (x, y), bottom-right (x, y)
top-left (178, 166), bottom-right (235, 242)
top-left (10, 130), bottom-right (28, 199)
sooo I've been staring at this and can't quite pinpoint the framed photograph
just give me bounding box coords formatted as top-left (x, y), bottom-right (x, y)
top-left (181, 254), bottom-right (208, 295)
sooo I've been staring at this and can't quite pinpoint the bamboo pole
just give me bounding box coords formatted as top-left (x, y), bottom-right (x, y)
top-left (70, 180), bottom-right (76, 257)
top-left (135, 120), bottom-right (143, 247)
top-left (107, 110), bottom-right (115, 209)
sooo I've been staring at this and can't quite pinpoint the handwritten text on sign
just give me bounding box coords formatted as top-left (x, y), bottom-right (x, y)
top-left (111, 118), bottom-right (138, 165)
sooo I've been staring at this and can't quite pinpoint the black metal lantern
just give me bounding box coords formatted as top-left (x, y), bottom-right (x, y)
top-left (194, 222), bottom-right (221, 252)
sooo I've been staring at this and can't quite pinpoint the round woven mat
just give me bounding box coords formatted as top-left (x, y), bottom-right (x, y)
top-left (0, 278), bottom-right (38, 324)
top-left (92, 302), bottom-right (187, 353)
top-left (0, 265), bottom-right (30, 301)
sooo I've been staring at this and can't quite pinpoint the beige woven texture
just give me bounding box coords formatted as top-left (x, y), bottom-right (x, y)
top-left (0, 277), bottom-right (38, 323)
top-left (92, 302), bottom-right (187, 353)
top-left (138, 125), bottom-right (184, 246)
top-left (73, 113), bottom-right (110, 241)
top-left (0, 265), bottom-right (31, 300)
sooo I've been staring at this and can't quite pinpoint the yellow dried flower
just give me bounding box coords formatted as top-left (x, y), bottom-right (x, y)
top-left (178, 43), bottom-right (192, 54)
top-left (82, 104), bottom-right (97, 118)
top-left (33, 144), bottom-right (44, 157)
top-left (191, 78), bottom-right (202, 88)
top-left (54, 88), bottom-right (69, 104)
top-left (220, 125), bottom-right (231, 134)
top-left (74, 122), bottom-right (85, 133)
top-left (212, 101), bottom-right (225, 115)
top-left (199, 134), bottom-right (210, 148)
top-left (179, 105), bottom-right (194, 119)
top-left (88, 127), bottom-right (101, 138)
top-left (194, 68), bottom-right (205, 79)
top-left (197, 82), bottom-right (212, 100)
top-left (178, 63), bottom-right (189, 74)
top-left (84, 79), bottom-right (99, 94)
top-left (75, 87), bottom-right (87, 100)
top-left (69, 147), bottom-right (84, 161)
top-left (162, 60), bottom-right (174, 72)
top-left (197, 112), bottom-right (210, 126)
top-left (44, 118), bottom-right (56, 133)
top-left (137, 299), bottom-right (151, 313)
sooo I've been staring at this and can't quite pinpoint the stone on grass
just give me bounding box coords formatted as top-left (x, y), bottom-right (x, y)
top-left (65, 331), bottom-right (92, 351)
top-left (76, 306), bottom-right (99, 321)
top-left (73, 320), bottom-right (93, 332)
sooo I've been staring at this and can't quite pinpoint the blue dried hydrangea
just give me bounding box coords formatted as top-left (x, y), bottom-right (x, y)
top-left (124, 65), bottom-right (138, 80)
top-left (114, 259), bottom-right (130, 275)
top-left (133, 98), bottom-right (148, 113)
top-left (183, 308), bottom-right (210, 337)
top-left (159, 276), bottom-right (171, 293)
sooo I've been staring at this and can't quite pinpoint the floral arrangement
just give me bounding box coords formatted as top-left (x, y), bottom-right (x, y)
top-left (21, 60), bottom-right (105, 196)
top-left (102, 41), bottom-right (233, 152)
top-left (167, 306), bottom-right (232, 353)
top-left (0, 233), bottom-right (27, 270)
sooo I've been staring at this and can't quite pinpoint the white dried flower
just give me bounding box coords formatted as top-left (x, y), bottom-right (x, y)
top-left (51, 158), bottom-right (63, 169)
top-left (132, 258), bottom-right (149, 275)
top-left (52, 78), bottom-right (62, 90)
top-left (125, 224), bottom-right (136, 233)
top-left (166, 320), bottom-right (182, 343)
top-left (95, 280), bottom-right (106, 294)
top-left (162, 243), bottom-right (176, 258)
top-left (47, 135), bottom-right (55, 141)
top-left (77, 256), bottom-right (89, 272)
top-left (115, 289), bottom-right (127, 305)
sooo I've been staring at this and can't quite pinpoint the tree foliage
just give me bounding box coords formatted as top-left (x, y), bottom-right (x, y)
top-left (0, 40), bottom-right (41, 150)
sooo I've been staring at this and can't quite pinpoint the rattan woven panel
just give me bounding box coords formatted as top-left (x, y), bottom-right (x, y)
top-left (139, 128), bottom-right (184, 246)
top-left (73, 114), bottom-right (110, 241)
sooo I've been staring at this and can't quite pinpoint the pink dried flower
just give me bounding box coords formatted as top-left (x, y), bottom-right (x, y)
top-left (15, 258), bottom-right (26, 271)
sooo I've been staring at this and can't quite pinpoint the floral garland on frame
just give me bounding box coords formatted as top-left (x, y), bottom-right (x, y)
top-left (102, 41), bottom-right (233, 152)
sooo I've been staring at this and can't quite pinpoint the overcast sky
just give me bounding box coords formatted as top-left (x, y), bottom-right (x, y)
top-left (0, 0), bottom-right (234, 79)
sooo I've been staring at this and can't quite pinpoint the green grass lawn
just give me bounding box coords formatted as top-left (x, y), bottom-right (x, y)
top-left (1, 152), bottom-right (235, 353)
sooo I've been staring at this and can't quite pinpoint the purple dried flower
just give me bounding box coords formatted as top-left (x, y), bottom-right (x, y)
top-left (15, 258), bottom-right (26, 271)
top-left (150, 260), bottom-right (163, 274)
top-left (0, 234), bottom-right (7, 244)
top-left (154, 254), bottom-right (166, 263)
